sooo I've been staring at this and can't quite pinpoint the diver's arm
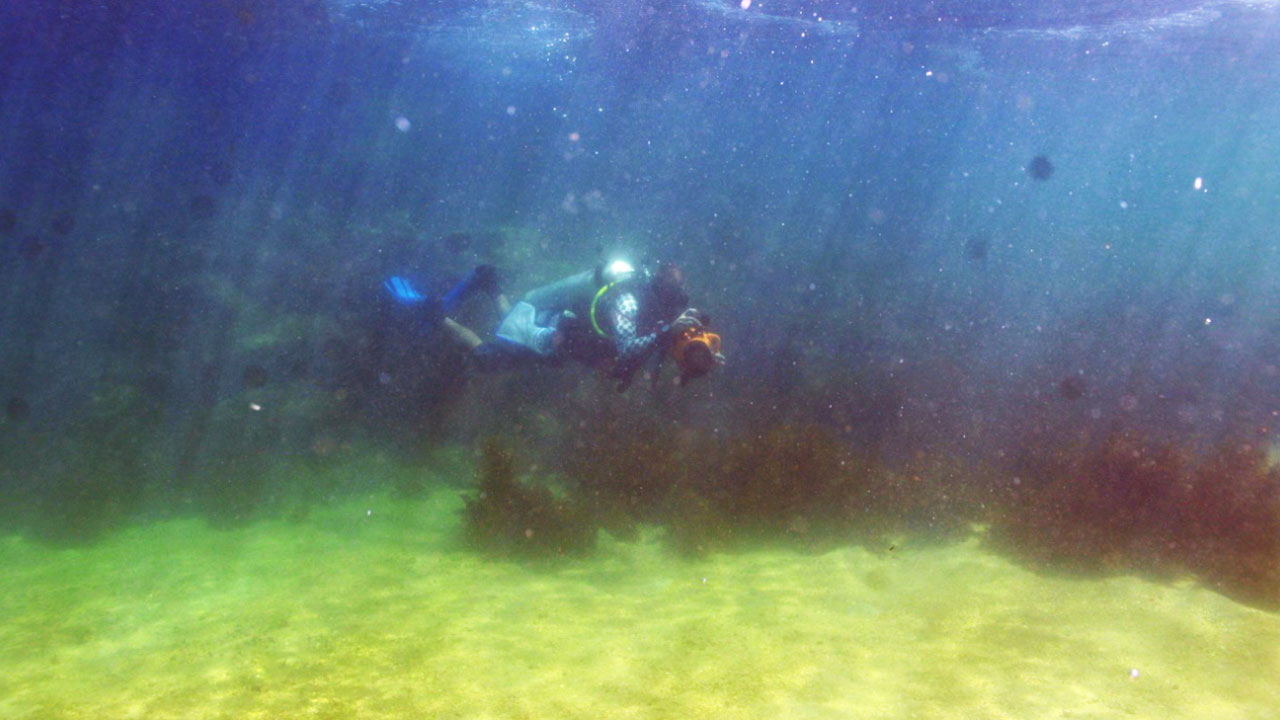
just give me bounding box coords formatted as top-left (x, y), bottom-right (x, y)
top-left (610, 291), bottom-right (663, 375)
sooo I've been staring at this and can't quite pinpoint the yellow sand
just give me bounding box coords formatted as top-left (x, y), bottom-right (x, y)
top-left (1, 486), bottom-right (1277, 720)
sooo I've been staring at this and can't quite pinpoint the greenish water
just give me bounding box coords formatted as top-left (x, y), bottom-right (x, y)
top-left (2, 460), bottom-right (1277, 719)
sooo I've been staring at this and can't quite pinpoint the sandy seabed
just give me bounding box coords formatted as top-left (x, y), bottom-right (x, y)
top-left (1, 485), bottom-right (1277, 720)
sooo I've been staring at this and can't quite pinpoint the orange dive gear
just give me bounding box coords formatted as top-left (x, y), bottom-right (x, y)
top-left (669, 325), bottom-right (721, 382)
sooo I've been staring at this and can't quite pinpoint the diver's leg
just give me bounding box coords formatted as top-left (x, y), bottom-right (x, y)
top-left (443, 317), bottom-right (484, 350)
top-left (439, 291), bottom-right (510, 353)
top-left (442, 264), bottom-right (501, 313)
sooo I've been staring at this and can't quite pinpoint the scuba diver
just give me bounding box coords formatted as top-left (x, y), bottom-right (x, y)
top-left (384, 259), bottom-right (723, 391)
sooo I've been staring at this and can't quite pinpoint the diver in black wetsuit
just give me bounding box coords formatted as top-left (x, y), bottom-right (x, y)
top-left (384, 260), bottom-right (720, 390)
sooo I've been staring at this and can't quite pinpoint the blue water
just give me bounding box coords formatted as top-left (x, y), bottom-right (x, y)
top-left (3, 1), bottom-right (1280, 717)
top-left (2, 0), bottom-right (1279, 583)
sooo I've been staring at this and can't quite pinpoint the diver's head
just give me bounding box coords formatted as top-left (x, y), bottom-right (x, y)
top-left (648, 262), bottom-right (689, 316)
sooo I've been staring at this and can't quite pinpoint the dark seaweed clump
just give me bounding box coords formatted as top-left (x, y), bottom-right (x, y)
top-left (673, 425), bottom-right (868, 547)
top-left (559, 414), bottom-right (690, 541)
top-left (556, 407), bottom-right (962, 556)
top-left (546, 394), bottom-right (1279, 607)
top-left (663, 426), bottom-right (981, 553)
top-left (990, 433), bottom-right (1280, 609)
top-left (462, 438), bottom-right (597, 558)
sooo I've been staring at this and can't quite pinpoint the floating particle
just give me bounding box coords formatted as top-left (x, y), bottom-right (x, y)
top-left (1027, 155), bottom-right (1054, 181)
